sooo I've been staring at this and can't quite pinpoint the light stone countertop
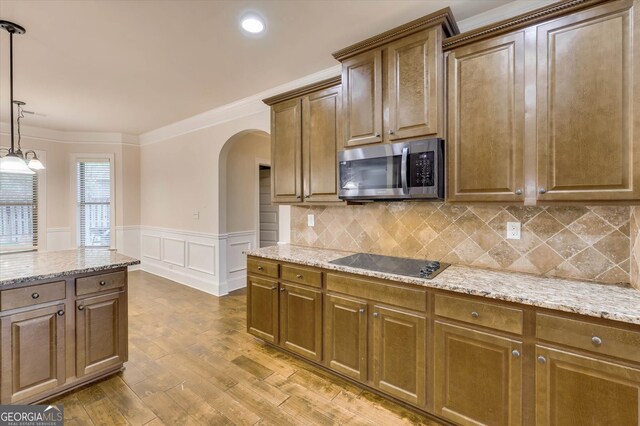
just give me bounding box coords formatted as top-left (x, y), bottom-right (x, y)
top-left (246, 244), bottom-right (640, 326)
top-left (0, 249), bottom-right (140, 288)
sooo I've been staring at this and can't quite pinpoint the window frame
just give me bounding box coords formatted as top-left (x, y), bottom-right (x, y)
top-left (71, 153), bottom-right (115, 250)
top-left (0, 147), bottom-right (46, 253)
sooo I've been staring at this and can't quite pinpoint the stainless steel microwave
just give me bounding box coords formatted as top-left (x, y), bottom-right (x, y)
top-left (338, 138), bottom-right (444, 201)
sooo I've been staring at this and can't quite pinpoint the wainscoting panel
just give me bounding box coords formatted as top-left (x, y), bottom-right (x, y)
top-left (46, 228), bottom-right (72, 252)
top-left (162, 238), bottom-right (186, 267)
top-left (138, 227), bottom-right (255, 296)
top-left (187, 242), bottom-right (216, 275)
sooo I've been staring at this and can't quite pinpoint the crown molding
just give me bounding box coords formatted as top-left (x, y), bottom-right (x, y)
top-left (138, 65), bottom-right (341, 146)
top-left (444, 0), bottom-right (612, 50)
top-left (332, 8), bottom-right (459, 62)
top-left (0, 122), bottom-right (139, 146)
top-left (262, 76), bottom-right (342, 106)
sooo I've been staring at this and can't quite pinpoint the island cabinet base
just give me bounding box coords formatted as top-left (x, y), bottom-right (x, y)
top-left (0, 268), bottom-right (129, 405)
top-left (247, 255), bottom-right (640, 426)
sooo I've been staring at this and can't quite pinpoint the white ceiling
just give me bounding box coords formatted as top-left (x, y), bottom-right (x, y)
top-left (0, 0), bottom-right (515, 135)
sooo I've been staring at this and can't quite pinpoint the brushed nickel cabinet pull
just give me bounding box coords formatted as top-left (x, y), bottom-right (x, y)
top-left (31, 292), bottom-right (39, 299)
top-left (78, 305), bottom-right (85, 311)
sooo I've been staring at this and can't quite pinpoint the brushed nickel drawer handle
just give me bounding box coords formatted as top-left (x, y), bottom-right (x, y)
top-left (539, 187), bottom-right (547, 194)
top-left (512, 349), bottom-right (521, 358)
top-left (359, 308), bottom-right (365, 314)
top-left (388, 130), bottom-right (395, 135)
top-left (99, 280), bottom-right (107, 286)
top-left (78, 305), bottom-right (85, 311)
top-left (515, 189), bottom-right (522, 195)
top-left (537, 355), bottom-right (547, 364)
top-left (591, 336), bottom-right (603, 347)
top-left (270, 286), bottom-right (277, 291)
top-left (374, 133), bottom-right (381, 138)
top-left (57, 310), bottom-right (65, 316)
top-left (257, 266), bottom-right (264, 271)
top-left (471, 311), bottom-right (479, 319)
top-left (280, 287), bottom-right (286, 292)
top-left (296, 274), bottom-right (303, 279)
top-left (31, 292), bottom-right (39, 299)
top-left (373, 312), bottom-right (379, 318)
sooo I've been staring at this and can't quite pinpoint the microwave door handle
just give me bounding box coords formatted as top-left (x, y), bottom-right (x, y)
top-left (401, 147), bottom-right (409, 195)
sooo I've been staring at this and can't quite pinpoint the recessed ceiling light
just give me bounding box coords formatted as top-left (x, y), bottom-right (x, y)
top-left (241, 15), bottom-right (265, 34)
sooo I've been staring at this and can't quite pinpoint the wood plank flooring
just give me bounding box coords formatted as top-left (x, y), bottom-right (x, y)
top-left (48, 271), bottom-right (441, 425)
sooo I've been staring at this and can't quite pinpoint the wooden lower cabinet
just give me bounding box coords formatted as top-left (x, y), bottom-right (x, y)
top-left (434, 321), bottom-right (523, 426)
top-left (279, 282), bottom-right (322, 362)
top-left (0, 303), bottom-right (66, 404)
top-left (535, 345), bottom-right (640, 426)
top-left (324, 294), bottom-right (368, 381)
top-left (372, 304), bottom-right (427, 407)
top-left (76, 291), bottom-right (127, 377)
top-left (247, 276), bottom-right (279, 343)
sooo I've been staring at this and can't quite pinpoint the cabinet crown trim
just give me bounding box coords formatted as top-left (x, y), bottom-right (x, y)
top-left (332, 7), bottom-right (459, 61)
top-left (444, 0), bottom-right (618, 50)
top-left (263, 76), bottom-right (341, 106)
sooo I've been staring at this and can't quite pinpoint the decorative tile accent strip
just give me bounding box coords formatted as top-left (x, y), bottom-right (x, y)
top-left (631, 207), bottom-right (640, 290)
top-left (291, 203), bottom-right (630, 285)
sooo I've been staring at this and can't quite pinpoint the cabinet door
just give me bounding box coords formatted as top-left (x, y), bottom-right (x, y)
top-left (76, 291), bottom-right (127, 377)
top-left (247, 275), bottom-right (279, 343)
top-left (280, 283), bottom-right (322, 362)
top-left (372, 304), bottom-right (426, 406)
top-left (536, 2), bottom-right (638, 201)
top-left (434, 322), bottom-right (523, 426)
top-left (302, 84), bottom-right (343, 203)
top-left (324, 294), bottom-right (367, 382)
top-left (536, 346), bottom-right (640, 425)
top-left (272, 98), bottom-right (303, 203)
top-left (0, 303), bottom-right (66, 403)
top-left (447, 31), bottom-right (525, 202)
top-left (342, 50), bottom-right (383, 147)
top-left (387, 28), bottom-right (441, 141)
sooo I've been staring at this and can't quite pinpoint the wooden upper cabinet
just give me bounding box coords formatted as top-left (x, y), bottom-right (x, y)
top-left (334, 9), bottom-right (458, 148)
top-left (271, 98), bottom-right (302, 203)
top-left (447, 31), bottom-right (525, 202)
top-left (434, 321), bottom-right (523, 426)
top-left (536, 1), bottom-right (637, 201)
top-left (76, 291), bottom-right (127, 377)
top-left (303, 84), bottom-right (343, 202)
top-left (342, 50), bottom-right (383, 146)
top-left (536, 345), bottom-right (640, 425)
top-left (387, 28), bottom-right (442, 141)
top-left (264, 77), bottom-right (343, 205)
top-left (0, 304), bottom-right (66, 404)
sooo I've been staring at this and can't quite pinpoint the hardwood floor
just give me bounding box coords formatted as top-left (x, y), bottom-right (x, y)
top-left (47, 271), bottom-right (441, 425)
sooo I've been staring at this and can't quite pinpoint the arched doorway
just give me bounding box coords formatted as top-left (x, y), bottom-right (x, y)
top-left (218, 129), bottom-right (273, 291)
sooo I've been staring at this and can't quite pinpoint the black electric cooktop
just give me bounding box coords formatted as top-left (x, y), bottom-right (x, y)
top-left (329, 253), bottom-right (449, 279)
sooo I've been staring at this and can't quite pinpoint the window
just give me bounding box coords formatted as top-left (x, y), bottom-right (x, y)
top-left (77, 160), bottom-right (111, 248)
top-left (0, 171), bottom-right (38, 252)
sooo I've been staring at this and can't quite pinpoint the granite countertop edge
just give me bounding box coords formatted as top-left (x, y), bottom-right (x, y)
top-left (246, 245), bottom-right (640, 326)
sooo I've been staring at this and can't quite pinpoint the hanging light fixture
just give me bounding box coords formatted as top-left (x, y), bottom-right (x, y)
top-left (0, 20), bottom-right (43, 175)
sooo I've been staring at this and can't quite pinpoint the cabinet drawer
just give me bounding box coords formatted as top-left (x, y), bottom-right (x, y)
top-left (247, 258), bottom-right (279, 279)
top-left (326, 273), bottom-right (427, 312)
top-left (281, 264), bottom-right (322, 288)
top-left (1, 281), bottom-right (66, 311)
top-left (76, 271), bottom-right (125, 296)
top-left (536, 313), bottom-right (640, 363)
top-left (435, 294), bottom-right (523, 335)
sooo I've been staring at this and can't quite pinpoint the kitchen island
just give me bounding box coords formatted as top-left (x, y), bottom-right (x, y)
top-left (0, 249), bottom-right (139, 404)
top-left (246, 244), bottom-right (640, 425)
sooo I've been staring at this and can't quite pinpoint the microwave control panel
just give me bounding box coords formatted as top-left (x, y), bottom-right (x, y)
top-left (410, 151), bottom-right (434, 187)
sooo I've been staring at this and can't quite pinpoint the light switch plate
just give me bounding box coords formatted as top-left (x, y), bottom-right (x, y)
top-left (193, 211), bottom-right (200, 220)
top-left (308, 214), bottom-right (315, 227)
top-left (507, 222), bottom-right (521, 240)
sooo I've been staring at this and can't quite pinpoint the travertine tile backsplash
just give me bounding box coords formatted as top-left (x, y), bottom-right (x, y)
top-left (291, 203), bottom-right (631, 285)
top-left (630, 207), bottom-right (640, 290)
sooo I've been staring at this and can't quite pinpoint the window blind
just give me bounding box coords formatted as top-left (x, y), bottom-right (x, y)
top-left (0, 171), bottom-right (38, 252)
top-left (77, 161), bottom-right (111, 248)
